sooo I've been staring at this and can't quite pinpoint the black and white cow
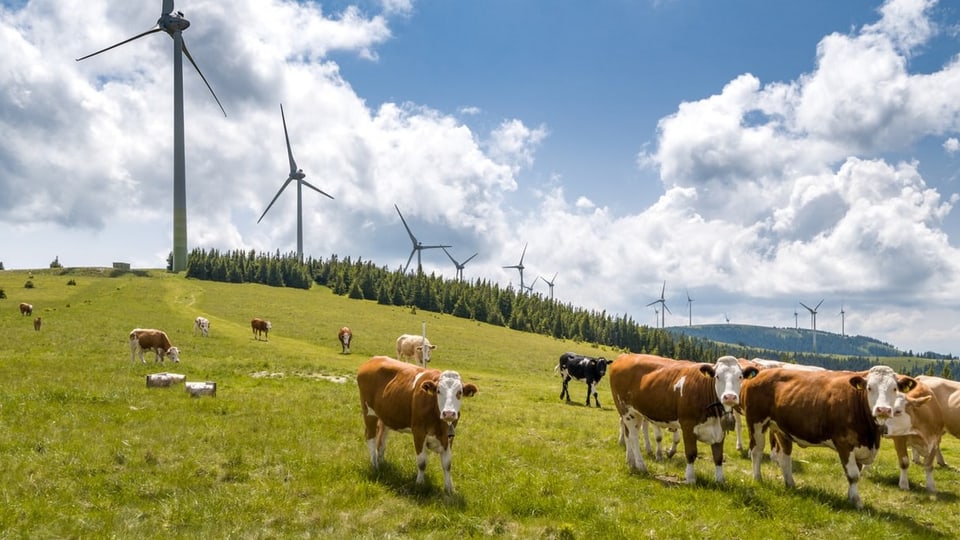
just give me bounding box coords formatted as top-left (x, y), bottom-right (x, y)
top-left (556, 352), bottom-right (613, 407)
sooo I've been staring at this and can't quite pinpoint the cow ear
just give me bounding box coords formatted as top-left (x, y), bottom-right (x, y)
top-left (698, 364), bottom-right (716, 378)
top-left (907, 395), bottom-right (933, 409)
top-left (462, 383), bottom-right (478, 398)
top-left (849, 375), bottom-right (867, 391)
top-left (743, 367), bottom-right (760, 379)
top-left (420, 381), bottom-right (438, 395)
top-left (897, 376), bottom-right (918, 393)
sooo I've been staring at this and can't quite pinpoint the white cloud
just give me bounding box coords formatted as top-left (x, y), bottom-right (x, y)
top-left (945, 137), bottom-right (960, 154)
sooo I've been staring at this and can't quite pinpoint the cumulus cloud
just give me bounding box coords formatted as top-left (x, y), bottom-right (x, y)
top-left (945, 137), bottom-right (960, 154)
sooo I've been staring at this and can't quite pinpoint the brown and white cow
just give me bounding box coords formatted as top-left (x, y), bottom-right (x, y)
top-left (396, 334), bottom-right (435, 365)
top-left (740, 365), bottom-right (916, 509)
top-left (357, 356), bottom-right (478, 493)
top-left (884, 381), bottom-right (942, 492)
top-left (251, 318), bottom-right (271, 341)
top-left (338, 326), bottom-right (352, 354)
top-left (129, 328), bottom-right (180, 364)
top-left (19, 303), bottom-right (32, 316)
top-left (915, 375), bottom-right (960, 466)
top-left (609, 354), bottom-right (758, 484)
top-left (193, 316), bottom-right (210, 337)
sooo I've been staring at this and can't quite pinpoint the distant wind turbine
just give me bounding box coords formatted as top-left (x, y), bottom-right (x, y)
top-left (686, 288), bottom-right (694, 326)
top-left (840, 302), bottom-right (846, 337)
top-left (442, 247), bottom-right (477, 281)
top-left (76, 0), bottom-right (226, 272)
top-left (540, 272), bottom-right (558, 299)
top-left (799, 299), bottom-right (824, 354)
top-left (258, 103), bottom-right (334, 262)
top-left (503, 243), bottom-right (529, 292)
top-left (646, 281), bottom-right (670, 328)
top-left (395, 204), bottom-right (450, 274)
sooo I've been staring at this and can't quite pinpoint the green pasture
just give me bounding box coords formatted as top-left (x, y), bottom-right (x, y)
top-left (0, 268), bottom-right (958, 538)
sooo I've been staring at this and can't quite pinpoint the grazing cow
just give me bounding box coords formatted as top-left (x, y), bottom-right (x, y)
top-left (396, 334), bottom-right (436, 365)
top-left (338, 326), bottom-right (353, 354)
top-left (740, 365), bottom-right (916, 509)
top-left (357, 356), bottom-right (478, 493)
top-left (609, 354), bottom-right (759, 484)
top-left (911, 375), bottom-right (960, 466)
top-left (129, 328), bottom-right (180, 364)
top-left (884, 381), bottom-right (942, 492)
top-left (556, 352), bottom-right (612, 407)
top-left (251, 318), bottom-right (271, 341)
top-left (193, 316), bottom-right (210, 337)
top-left (19, 303), bottom-right (32, 316)
top-left (33, 317), bottom-right (41, 331)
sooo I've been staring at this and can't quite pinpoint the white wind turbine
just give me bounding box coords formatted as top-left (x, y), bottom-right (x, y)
top-left (258, 104), bottom-right (335, 262)
top-left (76, 0), bottom-right (226, 272)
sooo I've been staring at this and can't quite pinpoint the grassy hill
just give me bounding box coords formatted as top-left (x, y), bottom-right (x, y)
top-left (1, 268), bottom-right (958, 537)
top-left (667, 323), bottom-right (904, 357)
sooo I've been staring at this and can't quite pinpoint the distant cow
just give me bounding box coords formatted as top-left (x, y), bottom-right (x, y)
top-left (396, 334), bottom-right (435, 365)
top-left (915, 375), bottom-right (960, 466)
top-left (357, 356), bottom-right (478, 493)
top-left (740, 365), bottom-right (915, 509)
top-left (19, 303), bottom-right (32, 316)
top-left (884, 381), bottom-right (942, 492)
top-left (194, 316), bottom-right (210, 337)
top-left (33, 317), bottom-right (41, 331)
top-left (556, 352), bottom-right (612, 407)
top-left (610, 354), bottom-right (758, 484)
top-left (251, 318), bottom-right (271, 341)
top-left (129, 328), bottom-right (180, 364)
top-left (338, 326), bottom-right (353, 354)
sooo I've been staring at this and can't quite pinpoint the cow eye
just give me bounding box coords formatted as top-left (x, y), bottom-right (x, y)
top-left (456, 391), bottom-right (462, 399)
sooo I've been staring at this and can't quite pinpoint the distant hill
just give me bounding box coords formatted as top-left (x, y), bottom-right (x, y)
top-left (665, 324), bottom-right (905, 358)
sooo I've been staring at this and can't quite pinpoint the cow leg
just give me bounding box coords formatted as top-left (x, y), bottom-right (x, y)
top-left (440, 446), bottom-right (454, 493)
top-left (560, 376), bottom-right (571, 402)
top-left (641, 418), bottom-right (653, 455)
top-left (710, 441), bottom-right (725, 483)
top-left (922, 442), bottom-right (939, 493)
top-left (653, 424), bottom-right (664, 460)
top-left (413, 434), bottom-right (429, 485)
top-left (734, 413), bottom-right (744, 451)
top-left (776, 435), bottom-right (795, 488)
top-left (894, 437), bottom-right (910, 490)
top-left (748, 423), bottom-right (766, 481)
top-left (622, 414), bottom-right (647, 472)
top-left (591, 381), bottom-right (602, 408)
top-left (665, 428), bottom-right (680, 459)
top-left (936, 446), bottom-right (947, 467)
top-left (362, 407), bottom-right (380, 467)
top-left (586, 380), bottom-right (595, 407)
top-left (682, 428), bottom-right (699, 484)
top-left (839, 449), bottom-right (863, 509)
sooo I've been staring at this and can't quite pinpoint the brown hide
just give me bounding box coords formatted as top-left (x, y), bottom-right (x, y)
top-left (889, 380), bottom-right (943, 491)
top-left (610, 354), bottom-right (721, 429)
top-left (131, 329), bottom-right (173, 352)
top-left (917, 375), bottom-right (960, 441)
top-left (251, 318), bottom-right (270, 340)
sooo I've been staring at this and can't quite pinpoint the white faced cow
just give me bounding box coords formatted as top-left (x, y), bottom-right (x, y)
top-left (193, 316), bottom-right (210, 337)
top-left (338, 326), bottom-right (353, 354)
top-left (556, 352), bottom-right (612, 407)
top-left (740, 365), bottom-right (916, 509)
top-left (609, 354), bottom-right (758, 484)
top-left (129, 328), bottom-right (180, 364)
top-left (396, 334), bottom-right (435, 365)
top-left (357, 356), bottom-right (478, 493)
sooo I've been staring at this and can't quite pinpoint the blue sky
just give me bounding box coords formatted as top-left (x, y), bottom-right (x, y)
top-left (2, 0), bottom-right (960, 355)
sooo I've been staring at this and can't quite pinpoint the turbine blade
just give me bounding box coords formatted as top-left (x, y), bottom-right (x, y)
top-left (799, 302), bottom-right (811, 311)
top-left (257, 179), bottom-right (294, 223)
top-left (395, 205), bottom-right (418, 246)
top-left (646, 300), bottom-right (658, 307)
top-left (181, 40), bottom-right (227, 117)
top-left (420, 244), bottom-right (451, 249)
top-left (519, 243), bottom-right (528, 264)
top-left (163, 0), bottom-right (175, 15)
top-left (463, 253), bottom-right (479, 264)
top-left (300, 179), bottom-right (334, 200)
top-left (404, 249), bottom-right (416, 273)
top-left (442, 247), bottom-right (458, 265)
top-left (815, 299), bottom-right (824, 310)
top-left (663, 304), bottom-right (672, 314)
top-left (280, 103), bottom-right (297, 174)
top-left (76, 27), bottom-right (163, 61)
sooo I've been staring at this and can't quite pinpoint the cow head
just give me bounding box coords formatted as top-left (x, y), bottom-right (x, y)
top-left (851, 366), bottom-right (916, 422)
top-left (591, 357), bottom-right (612, 378)
top-left (704, 355), bottom-right (758, 412)
top-left (166, 347), bottom-right (181, 363)
top-left (418, 343), bottom-right (437, 363)
top-left (885, 391), bottom-right (934, 437)
top-left (421, 371), bottom-right (478, 424)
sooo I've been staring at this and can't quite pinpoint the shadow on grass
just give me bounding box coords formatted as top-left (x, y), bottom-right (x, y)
top-left (359, 461), bottom-right (467, 508)
top-left (867, 470), bottom-right (959, 502)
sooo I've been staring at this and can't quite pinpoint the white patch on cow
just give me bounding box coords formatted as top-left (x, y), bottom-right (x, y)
top-left (425, 434), bottom-right (443, 453)
top-left (843, 451), bottom-right (864, 509)
top-left (885, 393), bottom-right (916, 437)
top-left (713, 356), bottom-right (745, 412)
top-left (411, 371), bottom-right (427, 391)
top-left (436, 371), bottom-right (465, 423)
top-left (673, 375), bottom-right (686, 395)
top-left (692, 417), bottom-right (725, 445)
top-left (864, 365), bottom-right (900, 422)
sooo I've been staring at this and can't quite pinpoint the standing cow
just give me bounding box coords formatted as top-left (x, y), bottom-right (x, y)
top-left (884, 381), bottom-right (942, 492)
top-left (915, 375), bottom-right (960, 466)
top-left (19, 303), bottom-right (32, 316)
top-left (610, 354), bottom-right (758, 484)
top-left (357, 356), bottom-right (478, 493)
top-left (194, 316), bottom-right (210, 337)
top-left (396, 334), bottom-right (435, 365)
top-left (740, 365), bottom-right (916, 509)
top-left (33, 317), bottom-right (42, 331)
top-left (129, 328), bottom-right (180, 364)
top-left (251, 318), bottom-right (271, 341)
top-left (556, 352), bottom-right (612, 407)
top-left (338, 326), bottom-right (353, 354)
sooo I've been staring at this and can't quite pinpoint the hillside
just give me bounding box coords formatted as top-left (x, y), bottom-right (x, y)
top-left (665, 323), bottom-right (907, 357)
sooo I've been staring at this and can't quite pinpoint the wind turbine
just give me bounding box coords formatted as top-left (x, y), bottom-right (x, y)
top-left (686, 288), bottom-right (694, 326)
top-left (258, 103), bottom-right (334, 262)
top-left (442, 247), bottom-right (477, 281)
top-left (503, 243), bottom-right (529, 292)
top-left (76, 0), bottom-right (226, 273)
top-left (794, 307), bottom-right (799, 329)
top-left (540, 272), bottom-right (558, 299)
top-left (395, 204), bottom-right (450, 273)
top-left (840, 302), bottom-right (846, 337)
top-left (799, 299), bottom-right (824, 354)
top-left (646, 281), bottom-right (670, 328)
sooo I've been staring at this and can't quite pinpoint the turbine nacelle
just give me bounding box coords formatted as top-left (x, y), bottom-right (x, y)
top-left (158, 12), bottom-right (190, 34)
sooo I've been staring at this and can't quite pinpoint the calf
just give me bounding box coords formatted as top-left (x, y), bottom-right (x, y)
top-left (915, 375), bottom-right (960, 466)
top-left (251, 318), bottom-right (271, 341)
top-left (396, 334), bottom-right (435, 365)
top-left (338, 326), bottom-right (353, 354)
top-left (357, 356), bottom-right (478, 493)
top-left (129, 328), bottom-right (180, 364)
top-left (33, 317), bottom-right (41, 332)
top-left (19, 303), bottom-right (32, 316)
top-left (884, 381), bottom-right (942, 492)
top-left (740, 365), bottom-right (915, 509)
top-left (194, 316), bottom-right (210, 337)
top-left (609, 354), bottom-right (758, 484)
top-left (556, 352), bottom-right (612, 407)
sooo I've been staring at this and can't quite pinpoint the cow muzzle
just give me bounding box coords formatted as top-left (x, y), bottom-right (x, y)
top-left (873, 406), bottom-right (892, 421)
top-left (441, 410), bottom-right (459, 423)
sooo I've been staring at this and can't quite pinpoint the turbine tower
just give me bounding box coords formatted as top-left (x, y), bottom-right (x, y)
top-left (646, 281), bottom-right (670, 328)
top-left (799, 299), bottom-right (824, 354)
top-left (258, 103), bottom-right (334, 262)
top-left (840, 302), bottom-right (846, 337)
top-left (77, 0), bottom-right (226, 272)
top-left (686, 288), bottom-right (694, 326)
top-left (442, 247), bottom-right (477, 281)
top-left (395, 204), bottom-right (450, 274)
top-left (503, 243), bottom-right (529, 292)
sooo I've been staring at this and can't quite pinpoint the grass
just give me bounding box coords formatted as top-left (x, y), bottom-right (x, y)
top-left (0, 268), bottom-right (959, 538)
